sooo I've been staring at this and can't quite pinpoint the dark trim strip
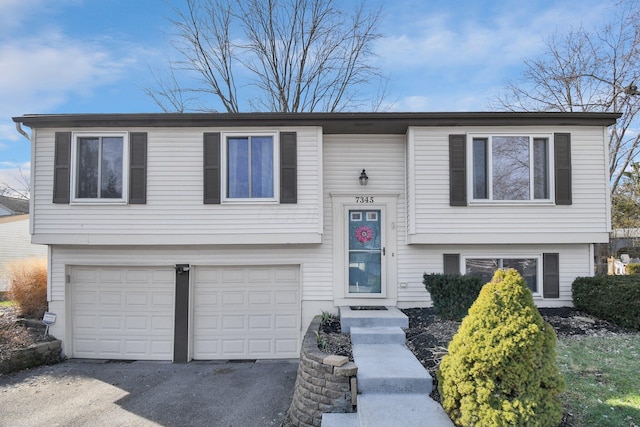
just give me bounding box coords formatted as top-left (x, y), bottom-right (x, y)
top-left (449, 135), bottom-right (467, 206)
top-left (14, 112), bottom-right (620, 134)
top-left (543, 253), bottom-right (560, 298)
top-left (554, 133), bottom-right (572, 205)
top-left (53, 132), bottom-right (71, 204)
top-left (203, 133), bottom-right (221, 204)
top-left (129, 132), bottom-right (147, 204)
top-left (443, 254), bottom-right (461, 275)
top-left (280, 132), bottom-right (297, 204)
top-left (173, 264), bottom-right (190, 363)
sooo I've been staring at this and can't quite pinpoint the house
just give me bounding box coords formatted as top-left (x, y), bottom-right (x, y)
top-left (0, 195), bottom-right (47, 292)
top-left (12, 111), bottom-right (619, 362)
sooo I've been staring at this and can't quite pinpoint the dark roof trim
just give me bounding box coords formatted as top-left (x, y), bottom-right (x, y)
top-left (13, 112), bottom-right (621, 134)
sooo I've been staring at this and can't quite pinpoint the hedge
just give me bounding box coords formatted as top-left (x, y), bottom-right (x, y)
top-left (572, 275), bottom-right (640, 330)
top-left (423, 273), bottom-right (484, 321)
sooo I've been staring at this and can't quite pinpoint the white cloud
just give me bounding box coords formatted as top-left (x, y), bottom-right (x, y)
top-left (0, 31), bottom-right (137, 117)
top-left (374, 1), bottom-right (610, 72)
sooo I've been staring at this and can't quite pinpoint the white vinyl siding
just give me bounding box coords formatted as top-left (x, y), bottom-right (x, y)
top-left (407, 126), bottom-right (609, 244)
top-left (396, 244), bottom-right (590, 308)
top-left (323, 134), bottom-right (406, 302)
top-left (31, 127), bottom-right (322, 245)
top-left (0, 216), bottom-right (47, 291)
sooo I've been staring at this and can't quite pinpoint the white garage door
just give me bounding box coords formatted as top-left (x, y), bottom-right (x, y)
top-left (193, 265), bottom-right (301, 359)
top-left (71, 266), bottom-right (175, 360)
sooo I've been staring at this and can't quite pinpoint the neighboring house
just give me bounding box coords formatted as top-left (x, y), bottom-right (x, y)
top-left (12, 112), bottom-right (619, 362)
top-left (0, 195), bottom-right (47, 292)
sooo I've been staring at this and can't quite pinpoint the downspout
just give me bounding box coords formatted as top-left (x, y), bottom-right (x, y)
top-left (15, 121), bottom-right (30, 142)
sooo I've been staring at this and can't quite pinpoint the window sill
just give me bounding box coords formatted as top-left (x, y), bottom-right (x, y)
top-left (468, 200), bottom-right (555, 207)
top-left (221, 198), bottom-right (279, 204)
top-left (70, 200), bottom-right (128, 206)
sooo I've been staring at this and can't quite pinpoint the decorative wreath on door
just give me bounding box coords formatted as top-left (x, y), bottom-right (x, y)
top-left (355, 225), bottom-right (373, 243)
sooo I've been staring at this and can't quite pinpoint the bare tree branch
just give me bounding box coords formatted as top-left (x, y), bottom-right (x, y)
top-left (0, 166), bottom-right (31, 200)
top-left (494, 5), bottom-right (640, 194)
top-left (147, 0), bottom-right (385, 113)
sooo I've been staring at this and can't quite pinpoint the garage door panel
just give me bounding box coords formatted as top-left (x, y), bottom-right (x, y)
top-left (71, 266), bottom-right (174, 361)
top-left (193, 265), bottom-right (300, 360)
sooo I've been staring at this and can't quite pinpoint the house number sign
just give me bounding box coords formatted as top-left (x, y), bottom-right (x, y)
top-left (355, 196), bottom-right (374, 203)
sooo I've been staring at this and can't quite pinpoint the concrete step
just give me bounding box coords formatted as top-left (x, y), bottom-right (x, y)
top-left (340, 306), bottom-right (408, 333)
top-left (357, 393), bottom-right (454, 427)
top-left (321, 412), bottom-right (359, 427)
top-left (353, 344), bottom-right (432, 394)
top-left (350, 326), bottom-right (406, 345)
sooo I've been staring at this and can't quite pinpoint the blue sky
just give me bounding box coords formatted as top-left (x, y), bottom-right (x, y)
top-left (0, 0), bottom-right (613, 192)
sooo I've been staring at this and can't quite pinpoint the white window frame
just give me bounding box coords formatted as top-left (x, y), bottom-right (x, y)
top-left (462, 254), bottom-right (543, 296)
top-left (70, 131), bottom-right (129, 204)
top-left (467, 133), bottom-right (555, 205)
top-left (221, 131), bottom-right (279, 204)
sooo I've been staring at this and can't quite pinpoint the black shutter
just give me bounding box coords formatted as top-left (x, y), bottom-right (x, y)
top-left (443, 254), bottom-right (461, 275)
top-left (543, 253), bottom-right (560, 298)
top-left (280, 132), bottom-right (297, 204)
top-left (53, 132), bottom-right (71, 204)
top-left (554, 133), bottom-right (572, 205)
top-left (129, 132), bottom-right (147, 204)
top-left (203, 132), bottom-right (221, 204)
top-left (449, 135), bottom-right (467, 206)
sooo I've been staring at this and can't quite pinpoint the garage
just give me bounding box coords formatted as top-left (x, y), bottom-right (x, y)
top-left (192, 265), bottom-right (301, 359)
top-left (70, 266), bottom-right (175, 360)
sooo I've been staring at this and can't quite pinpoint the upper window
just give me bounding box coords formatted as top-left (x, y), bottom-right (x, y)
top-left (471, 135), bottom-right (551, 202)
top-left (72, 133), bottom-right (127, 202)
top-left (465, 256), bottom-right (540, 294)
top-left (224, 133), bottom-right (277, 201)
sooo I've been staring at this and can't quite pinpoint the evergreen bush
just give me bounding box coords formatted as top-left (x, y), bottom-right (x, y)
top-left (572, 275), bottom-right (640, 330)
top-left (625, 263), bottom-right (640, 275)
top-left (423, 273), bottom-right (484, 321)
top-left (438, 269), bottom-right (565, 427)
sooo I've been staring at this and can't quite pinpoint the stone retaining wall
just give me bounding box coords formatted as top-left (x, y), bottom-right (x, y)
top-left (0, 340), bottom-right (63, 375)
top-left (288, 316), bottom-right (358, 427)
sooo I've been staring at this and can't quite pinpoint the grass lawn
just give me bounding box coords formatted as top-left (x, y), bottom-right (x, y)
top-left (0, 300), bottom-right (15, 307)
top-left (558, 335), bottom-right (640, 427)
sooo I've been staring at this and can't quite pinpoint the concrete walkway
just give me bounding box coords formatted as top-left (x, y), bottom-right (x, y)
top-left (322, 307), bottom-right (453, 427)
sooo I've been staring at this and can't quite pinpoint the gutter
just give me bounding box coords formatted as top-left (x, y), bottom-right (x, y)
top-left (15, 122), bottom-right (30, 141)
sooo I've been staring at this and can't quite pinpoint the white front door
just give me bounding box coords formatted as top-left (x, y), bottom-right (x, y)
top-left (348, 209), bottom-right (384, 295)
top-left (331, 194), bottom-right (398, 304)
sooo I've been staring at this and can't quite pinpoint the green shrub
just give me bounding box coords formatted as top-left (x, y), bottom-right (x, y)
top-left (423, 273), bottom-right (484, 321)
top-left (572, 275), bottom-right (640, 330)
top-left (438, 269), bottom-right (565, 427)
top-left (7, 258), bottom-right (48, 319)
top-left (625, 263), bottom-right (640, 275)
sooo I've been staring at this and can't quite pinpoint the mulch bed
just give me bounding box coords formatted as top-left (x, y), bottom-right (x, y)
top-left (0, 306), bottom-right (55, 363)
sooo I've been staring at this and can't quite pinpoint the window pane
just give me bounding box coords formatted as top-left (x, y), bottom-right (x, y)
top-left (77, 137), bottom-right (99, 198)
top-left (473, 138), bottom-right (488, 199)
top-left (227, 137), bottom-right (249, 198)
top-left (101, 137), bottom-right (123, 198)
top-left (465, 258), bottom-right (499, 285)
top-left (251, 137), bottom-right (273, 198)
top-left (492, 136), bottom-right (530, 200)
top-left (533, 138), bottom-right (548, 199)
top-left (503, 258), bottom-right (538, 292)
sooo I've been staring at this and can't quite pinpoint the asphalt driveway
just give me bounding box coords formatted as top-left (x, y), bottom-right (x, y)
top-left (0, 359), bottom-right (298, 427)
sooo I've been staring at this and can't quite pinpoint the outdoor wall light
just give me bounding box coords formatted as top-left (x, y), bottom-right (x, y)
top-left (359, 169), bottom-right (369, 186)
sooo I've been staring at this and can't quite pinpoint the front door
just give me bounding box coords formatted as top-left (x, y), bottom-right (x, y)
top-left (348, 209), bottom-right (383, 294)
